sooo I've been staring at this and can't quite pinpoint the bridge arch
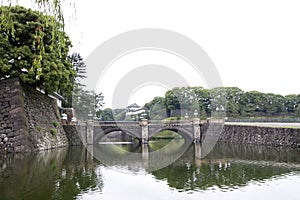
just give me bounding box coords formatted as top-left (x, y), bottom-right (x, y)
top-left (93, 126), bottom-right (141, 143)
top-left (82, 119), bottom-right (200, 145)
top-left (149, 127), bottom-right (193, 142)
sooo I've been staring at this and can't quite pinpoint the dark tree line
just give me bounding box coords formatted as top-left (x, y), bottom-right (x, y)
top-left (144, 86), bottom-right (300, 120)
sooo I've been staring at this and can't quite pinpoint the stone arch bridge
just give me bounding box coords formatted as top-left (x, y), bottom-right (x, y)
top-left (76, 119), bottom-right (202, 144)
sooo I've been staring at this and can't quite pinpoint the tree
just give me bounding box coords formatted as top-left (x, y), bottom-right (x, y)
top-left (144, 96), bottom-right (167, 120)
top-left (240, 91), bottom-right (263, 117)
top-left (72, 89), bottom-right (104, 120)
top-left (0, 6), bottom-right (75, 94)
top-left (284, 94), bottom-right (300, 116)
top-left (193, 86), bottom-right (210, 118)
top-left (63, 52), bottom-right (87, 107)
top-left (164, 89), bottom-right (180, 117)
top-left (67, 52), bottom-right (105, 116)
top-left (0, 1), bottom-right (74, 64)
top-left (95, 92), bottom-right (105, 111)
top-left (264, 93), bottom-right (286, 116)
top-left (98, 108), bottom-right (114, 121)
top-left (68, 53), bottom-right (87, 86)
top-left (224, 87), bottom-right (244, 117)
top-left (112, 108), bottom-right (127, 121)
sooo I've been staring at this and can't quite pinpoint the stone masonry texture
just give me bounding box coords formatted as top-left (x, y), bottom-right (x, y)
top-left (0, 78), bottom-right (68, 153)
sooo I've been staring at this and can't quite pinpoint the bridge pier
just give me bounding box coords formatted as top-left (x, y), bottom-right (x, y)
top-left (86, 144), bottom-right (94, 162)
top-left (142, 144), bottom-right (149, 168)
top-left (193, 118), bottom-right (201, 143)
top-left (194, 143), bottom-right (204, 167)
top-left (140, 119), bottom-right (149, 144)
top-left (86, 120), bottom-right (94, 145)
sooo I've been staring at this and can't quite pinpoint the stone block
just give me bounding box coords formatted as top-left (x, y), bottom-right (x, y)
top-left (10, 96), bottom-right (21, 105)
top-left (9, 107), bottom-right (22, 114)
top-left (5, 129), bottom-right (12, 134)
top-left (0, 149), bottom-right (6, 154)
top-left (7, 147), bottom-right (14, 153)
top-left (14, 119), bottom-right (26, 128)
top-left (14, 146), bottom-right (23, 153)
top-left (16, 140), bottom-right (26, 146)
top-left (7, 131), bottom-right (15, 137)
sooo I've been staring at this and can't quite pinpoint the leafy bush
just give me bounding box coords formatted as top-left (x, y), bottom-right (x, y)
top-left (36, 126), bottom-right (42, 132)
top-left (53, 121), bottom-right (59, 128)
top-left (50, 129), bottom-right (58, 136)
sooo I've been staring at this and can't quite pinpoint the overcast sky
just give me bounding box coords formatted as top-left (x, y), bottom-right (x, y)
top-left (18, 0), bottom-right (300, 107)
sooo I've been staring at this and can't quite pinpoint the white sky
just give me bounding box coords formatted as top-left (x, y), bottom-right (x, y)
top-left (15, 0), bottom-right (300, 108)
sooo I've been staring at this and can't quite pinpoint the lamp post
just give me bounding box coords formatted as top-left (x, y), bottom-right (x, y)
top-left (88, 111), bottom-right (93, 120)
top-left (185, 113), bottom-right (189, 121)
top-left (194, 109), bottom-right (199, 118)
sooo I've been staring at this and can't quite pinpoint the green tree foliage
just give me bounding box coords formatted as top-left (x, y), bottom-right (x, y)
top-left (67, 52), bottom-right (105, 118)
top-left (164, 87), bottom-right (200, 118)
top-left (98, 108), bottom-right (114, 121)
top-left (144, 86), bottom-right (300, 120)
top-left (193, 86), bottom-right (211, 117)
top-left (1, 0), bottom-right (74, 59)
top-left (284, 94), bottom-right (299, 113)
top-left (223, 87), bottom-right (243, 117)
top-left (63, 52), bottom-right (86, 107)
top-left (144, 96), bottom-right (167, 120)
top-left (72, 89), bottom-right (104, 120)
top-left (112, 109), bottom-right (127, 121)
top-left (68, 53), bottom-right (87, 86)
top-left (0, 6), bottom-right (75, 94)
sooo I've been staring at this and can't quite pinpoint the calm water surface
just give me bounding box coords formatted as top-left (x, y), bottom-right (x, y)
top-left (0, 140), bottom-right (300, 200)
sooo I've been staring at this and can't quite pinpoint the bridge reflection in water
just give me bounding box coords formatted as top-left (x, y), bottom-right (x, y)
top-left (0, 143), bottom-right (300, 199)
top-left (90, 140), bottom-right (300, 173)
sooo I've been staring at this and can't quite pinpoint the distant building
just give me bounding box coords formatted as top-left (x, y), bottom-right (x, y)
top-left (126, 103), bottom-right (145, 119)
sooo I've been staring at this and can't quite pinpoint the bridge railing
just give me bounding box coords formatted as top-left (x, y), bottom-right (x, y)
top-left (76, 119), bottom-right (204, 126)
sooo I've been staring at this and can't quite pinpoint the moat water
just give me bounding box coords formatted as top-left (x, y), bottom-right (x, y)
top-left (0, 140), bottom-right (300, 200)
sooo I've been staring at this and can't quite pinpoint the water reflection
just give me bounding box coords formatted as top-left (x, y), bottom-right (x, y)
top-left (0, 147), bottom-right (102, 200)
top-left (0, 142), bottom-right (299, 199)
top-left (152, 143), bottom-right (300, 192)
top-left (92, 139), bottom-right (190, 172)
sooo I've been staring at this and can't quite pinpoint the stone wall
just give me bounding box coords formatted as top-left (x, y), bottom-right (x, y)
top-left (0, 78), bottom-right (68, 153)
top-left (201, 123), bottom-right (300, 148)
top-left (63, 125), bottom-right (84, 146)
top-left (0, 78), bottom-right (28, 153)
top-left (220, 125), bottom-right (300, 148)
